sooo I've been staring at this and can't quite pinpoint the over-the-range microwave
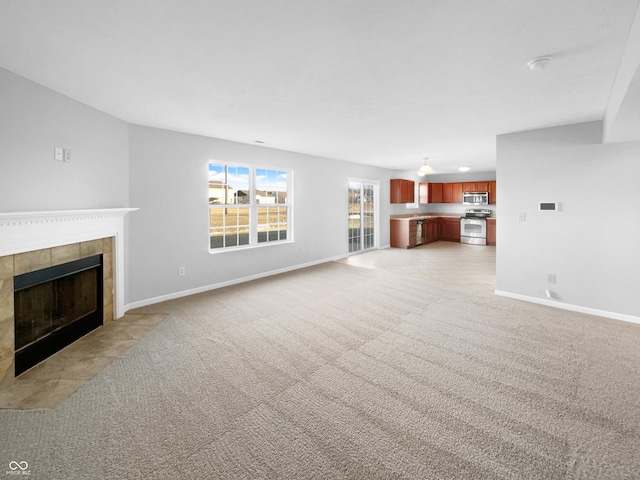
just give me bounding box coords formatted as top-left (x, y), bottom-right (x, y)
top-left (462, 192), bottom-right (489, 205)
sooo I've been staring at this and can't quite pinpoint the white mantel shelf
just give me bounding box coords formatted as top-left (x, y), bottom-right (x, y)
top-left (0, 207), bottom-right (138, 223)
top-left (0, 208), bottom-right (138, 318)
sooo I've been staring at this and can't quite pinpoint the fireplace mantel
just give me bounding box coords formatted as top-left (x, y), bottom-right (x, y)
top-left (0, 208), bottom-right (138, 318)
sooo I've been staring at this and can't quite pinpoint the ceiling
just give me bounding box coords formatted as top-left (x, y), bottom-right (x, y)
top-left (1, 0), bottom-right (639, 173)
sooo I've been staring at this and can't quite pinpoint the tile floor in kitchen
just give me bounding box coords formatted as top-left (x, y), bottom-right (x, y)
top-left (340, 240), bottom-right (496, 294)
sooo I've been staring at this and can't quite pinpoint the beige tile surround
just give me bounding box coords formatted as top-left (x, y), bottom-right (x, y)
top-left (0, 238), bottom-right (114, 384)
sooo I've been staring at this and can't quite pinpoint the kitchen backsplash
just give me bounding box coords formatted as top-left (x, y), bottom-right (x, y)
top-left (389, 202), bottom-right (496, 216)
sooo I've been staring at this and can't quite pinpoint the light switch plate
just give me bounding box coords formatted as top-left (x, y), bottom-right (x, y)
top-left (54, 147), bottom-right (63, 161)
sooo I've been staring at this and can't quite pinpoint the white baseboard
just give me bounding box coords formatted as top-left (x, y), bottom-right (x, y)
top-left (126, 254), bottom-right (349, 312)
top-left (494, 290), bottom-right (640, 325)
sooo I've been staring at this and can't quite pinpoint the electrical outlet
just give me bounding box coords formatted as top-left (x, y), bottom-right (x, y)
top-left (547, 273), bottom-right (556, 284)
top-left (179, 266), bottom-right (186, 276)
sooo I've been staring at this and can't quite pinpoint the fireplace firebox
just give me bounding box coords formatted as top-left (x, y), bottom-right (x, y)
top-left (13, 254), bottom-right (104, 376)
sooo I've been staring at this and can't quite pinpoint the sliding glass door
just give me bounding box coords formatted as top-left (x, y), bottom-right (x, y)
top-left (348, 180), bottom-right (377, 254)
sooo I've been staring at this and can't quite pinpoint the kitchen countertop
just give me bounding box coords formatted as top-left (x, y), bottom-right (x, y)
top-left (390, 213), bottom-right (496, 221)
top-left (390, 213), bottom-right (463, 220)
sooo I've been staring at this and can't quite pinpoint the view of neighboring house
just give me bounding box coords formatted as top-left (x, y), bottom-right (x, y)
top-left (208, 181), bottom-right (235, 205)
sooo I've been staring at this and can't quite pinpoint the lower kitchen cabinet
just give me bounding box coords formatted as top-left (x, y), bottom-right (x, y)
top-left (487, 218), bottom-right (496, 246)
top-left (390, 219), bottom-right (417, 248)
top-left (424, 218), bottom-right (439, 244)
top-left (391, 217), bottom-right (460, 247)
top-left (440, 217), bottom-right (461, 242)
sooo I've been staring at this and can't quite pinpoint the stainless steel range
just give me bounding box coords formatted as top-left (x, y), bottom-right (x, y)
top-left (460, 208), bottom-right (491, 245)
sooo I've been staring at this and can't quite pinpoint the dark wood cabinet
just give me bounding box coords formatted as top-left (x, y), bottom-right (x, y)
top-left (440, 217), bottom-right (461, 242)
top-left (453, 183), bottom-right (463, 203)
top-left (418, 182), bottom-right (443, 204)
top-left (476, 181), bottom-right (489, 192)
top-left (488, 181), bottom-right (497, 204)
top-left (424, 218), bottom-right (440, 243)
top-left (463, 181), bottom-right (489, 192)
top-left (487, 218), bottom-right (496, 245)
top-left (443, 183), bottom-right (462, 203)
top-left (391, 216), bottom-right (465, 247)
top-left (390, 219), bottom-right (417, 248)
top-left (419, 181), bottom-right (496, 204)
top-left (390, 179), bottom-right (415, 204)
top-left (442, 183), bottom-right (453, 203)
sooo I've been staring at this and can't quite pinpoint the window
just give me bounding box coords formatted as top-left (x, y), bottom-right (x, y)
top-left (208, 163), bottom-right (291, 250)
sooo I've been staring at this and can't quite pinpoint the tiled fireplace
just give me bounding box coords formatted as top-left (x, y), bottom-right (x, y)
top-left (0, 209), bottom-right (136, 382)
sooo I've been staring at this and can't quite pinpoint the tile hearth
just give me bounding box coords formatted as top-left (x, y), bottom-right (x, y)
top-left (0, 312), bottom-right (165, 410)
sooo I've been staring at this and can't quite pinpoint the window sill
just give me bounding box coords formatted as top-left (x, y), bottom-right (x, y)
top-left (208, 239), bottom-right (294, 254)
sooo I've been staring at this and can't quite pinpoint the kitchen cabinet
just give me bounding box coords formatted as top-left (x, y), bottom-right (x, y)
top-left (417, 181), bottom-right (496, 205)
top-left (424, 218), bottom-right (440, 243)
top-left (487, 218), bottom-right (496, 245)
top-left (390, 179), bottom-right (415, 204)
top-left (488, 181), bottom-right (497, 204)
top-left (442, 182), bottom-right (463, 203)
top-left (391, 217), bottom-right (443, 247)
top-left (390, 219), bottom-right (417, 248)
top-left (418, 182), bottom-right (443, 204)
top-left (463, 181), bottom-right (489, 192)
top-left (440, 217), bottom-right (461, 242)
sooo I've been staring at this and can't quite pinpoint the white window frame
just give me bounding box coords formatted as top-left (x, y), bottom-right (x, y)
top-left (208, 162), bottom-right (293, 253)
top-left (348, 178), bottom-right (380, 254)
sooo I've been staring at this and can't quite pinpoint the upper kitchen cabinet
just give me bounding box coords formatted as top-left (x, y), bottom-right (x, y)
top-left (390, 179), bottom-right (415, 204)
top-left (442, 182), bottom-right (463, 203)
top-left (488, 181), bottom-right (497, 204)
top-left (463, 181), bottom-right (489, 192)
top-left (418, 182), bottom-right (443, 204)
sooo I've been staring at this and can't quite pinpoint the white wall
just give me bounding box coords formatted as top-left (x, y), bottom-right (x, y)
top-left (0, 67), bottom-right (129, 212)
top-left (496, 121), bottom-right (640, 319)
top-left (128, 125), bottom-right (392, 306)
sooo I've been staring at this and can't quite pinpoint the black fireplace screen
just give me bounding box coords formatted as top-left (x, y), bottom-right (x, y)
top-left (13, 254), bottom-right (103, 375)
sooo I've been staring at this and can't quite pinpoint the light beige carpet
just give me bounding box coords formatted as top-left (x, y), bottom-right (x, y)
top-left (1, 244), bottom-right (638, 479)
